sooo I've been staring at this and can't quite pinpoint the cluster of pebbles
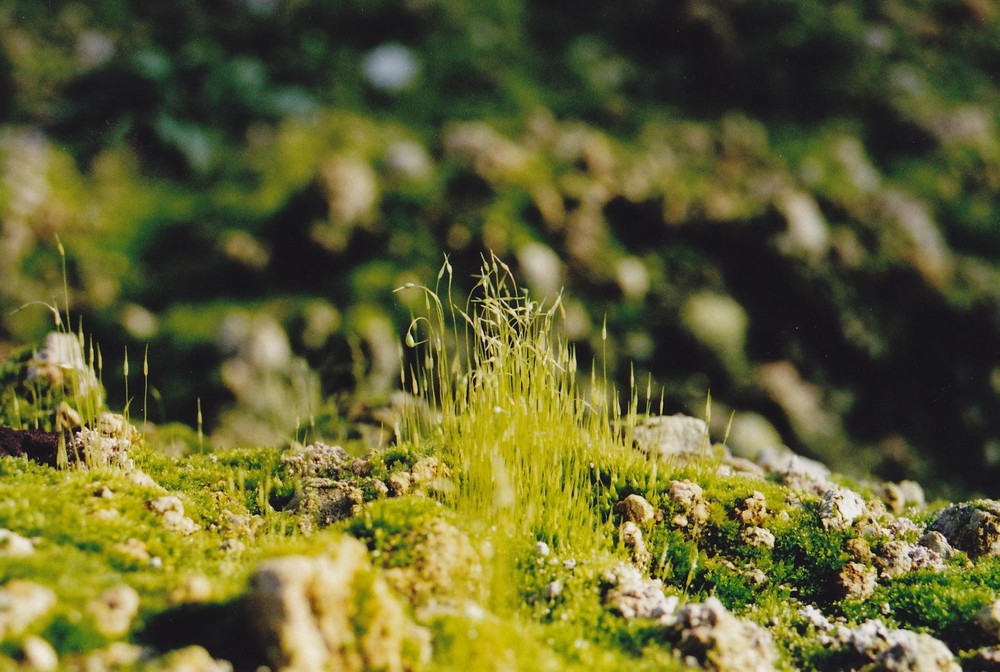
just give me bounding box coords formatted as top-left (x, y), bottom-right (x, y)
top-left (596, 413), bottom-right (1000, 670)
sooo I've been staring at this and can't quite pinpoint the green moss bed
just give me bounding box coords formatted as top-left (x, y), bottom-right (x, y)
top-left (1, 277), bottom-right (999, 672)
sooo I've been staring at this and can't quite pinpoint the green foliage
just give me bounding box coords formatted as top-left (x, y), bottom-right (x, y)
top-left (842, 561), bottom-right (1000, 651)
top-left (401, 256), bottom-right (642, 555)
top-left (770, 503), bottom-right (851, 604)
top-left (343, 496), bottom-right (450, 570)
top-left (424, 609), bottom-right (688, 672)
top-left (0, 332), bottom-right (105, 433)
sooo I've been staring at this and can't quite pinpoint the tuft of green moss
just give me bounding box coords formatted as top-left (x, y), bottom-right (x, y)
top-left (399, 256), bottom-right (646, 557)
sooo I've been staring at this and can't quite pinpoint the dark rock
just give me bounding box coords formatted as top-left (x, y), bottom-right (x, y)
top-left (928, 500), bottom-right (1000, 559)
top-left (967, 646), bottom-right (1000, 672)
top-left (0, 426), bottom-right (68, 466)
top-left (286, 479), bottom-right (365, 526)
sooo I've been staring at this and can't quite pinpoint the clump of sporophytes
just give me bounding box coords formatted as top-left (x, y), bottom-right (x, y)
top-left (5, 331), bottom-right (148, 471)
top-left (396, 254), bottom-right (647, 556)
top-left (3, 244), bottom-right (146, 473)
top-left (0, 326), bottom-right (144, 472)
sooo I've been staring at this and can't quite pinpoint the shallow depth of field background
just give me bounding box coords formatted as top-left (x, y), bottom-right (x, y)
top-left (0, 0), bottom-right (998, 496)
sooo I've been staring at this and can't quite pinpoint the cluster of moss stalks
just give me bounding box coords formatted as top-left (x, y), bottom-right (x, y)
top-left (0, 262), bottom-right (998, 671)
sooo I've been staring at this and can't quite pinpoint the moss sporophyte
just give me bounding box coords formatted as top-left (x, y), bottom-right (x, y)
top-left (397, 256), bottom-right (644, 555)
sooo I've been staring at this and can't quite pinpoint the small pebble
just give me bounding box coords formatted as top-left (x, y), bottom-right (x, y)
top-left (0, 529), bottom-right (35, 556)
top-left (21, 636), bottom-right (58, 671)
top-left (544, 581), bottom-right (562, 600)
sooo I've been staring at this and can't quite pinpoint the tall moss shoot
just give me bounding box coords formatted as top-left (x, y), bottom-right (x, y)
top-left (399, 256), bottom-right (642, 556)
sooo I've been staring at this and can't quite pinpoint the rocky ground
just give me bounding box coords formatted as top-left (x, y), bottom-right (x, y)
top-left (1, 329), bottom-right (1000, 671)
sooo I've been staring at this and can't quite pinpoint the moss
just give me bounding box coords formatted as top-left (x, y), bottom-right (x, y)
top-left (0, 339), bottom-right (103, 432)
top-left (1, 260), bottom-right (997, 671)
top-left (400, 257), bottom-right (638, 557)
top-left (342, 496), bottom-right (451, 570)
top-left (841, 562), bottom-right (1000, 651)
top-left (0, 421), bottom-right (309, 661)
top-left (698, 558), bottom-right (764, 609)
top-left (425, 608), bottom-right (689, 672)
top-left (769, 502), bottom-right (852, 605)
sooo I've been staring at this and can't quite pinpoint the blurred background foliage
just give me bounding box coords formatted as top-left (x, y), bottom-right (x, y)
top-left (0, 0), bottom-right (998, 496)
